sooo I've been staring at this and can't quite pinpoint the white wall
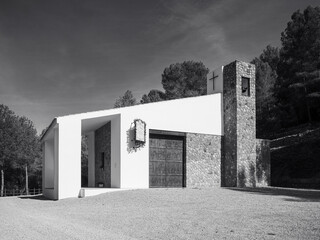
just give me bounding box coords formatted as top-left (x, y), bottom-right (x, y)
top-left (120, 94), bottom-right (222, 188)
top-left (111, 116), bottom-right (121, 188)
top-left (57, 118), bottom-right (82, 199)
top-left (47, 93), bottom-right (222, 199)
top-left (53, 128), bottom-right (59, 199)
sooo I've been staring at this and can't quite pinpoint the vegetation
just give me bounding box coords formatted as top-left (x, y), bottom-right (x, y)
top-left (114, 90), bottom-right (137, 108)
top-left (161, 61), bottom-right (209, 99)
top-left (114, 61), bottom-right (208, 107)
top-left (0, 104), bottom-right (41, 196)
top-left (276, 6), bottom-right (320, 127)
top-left (140, 89), bottom-right (166, 104)
top-left (251, 46), bottom-right (280, 137)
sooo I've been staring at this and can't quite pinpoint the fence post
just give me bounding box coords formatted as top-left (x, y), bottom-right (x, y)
top-left (25, 165), bottom-right (29, 195)
top-left (1, 170), bottom-right (4, 197)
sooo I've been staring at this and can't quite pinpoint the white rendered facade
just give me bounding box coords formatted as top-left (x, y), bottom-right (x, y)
top-left (41, 93), bottom-right (223, 199)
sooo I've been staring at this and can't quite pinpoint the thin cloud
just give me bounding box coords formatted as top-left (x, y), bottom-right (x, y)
top-left (0, 0), bottom-right (318, 132)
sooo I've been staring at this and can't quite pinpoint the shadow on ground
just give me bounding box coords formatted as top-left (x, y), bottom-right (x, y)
top-left (226, 187), bottom-right (320, 202)
top-left (18, 195), bottom-right (53, 201)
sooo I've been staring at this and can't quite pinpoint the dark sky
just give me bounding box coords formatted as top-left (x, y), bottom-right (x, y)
top-left (0, 0), bottom-right (318, 132)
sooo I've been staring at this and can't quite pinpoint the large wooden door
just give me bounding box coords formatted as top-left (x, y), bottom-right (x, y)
top-left (149, 134), bottom-right (185, 188)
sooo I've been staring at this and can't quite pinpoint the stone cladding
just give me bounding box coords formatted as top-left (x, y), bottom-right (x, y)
top-left (186, 133), bottom-right (222, 187)
top-left (223, 60), bottom-right (257, 187)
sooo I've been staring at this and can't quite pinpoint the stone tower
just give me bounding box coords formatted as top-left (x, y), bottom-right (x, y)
top-left (222, 60), bottom-right (256, 187)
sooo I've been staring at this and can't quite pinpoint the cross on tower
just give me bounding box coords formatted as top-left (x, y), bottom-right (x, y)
top-left (209, 71), bottom-right (219, 90)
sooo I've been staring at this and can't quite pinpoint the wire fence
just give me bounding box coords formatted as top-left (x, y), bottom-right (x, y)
top-left (0, 188), bottom-right (42, 197)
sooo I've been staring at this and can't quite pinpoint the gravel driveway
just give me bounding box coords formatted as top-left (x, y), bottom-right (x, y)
top-left (0, 187), bottom-right (319, 239)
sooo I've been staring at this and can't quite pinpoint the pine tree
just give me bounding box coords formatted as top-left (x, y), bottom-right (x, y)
top-left (114, 90), bottom-right (137, 108)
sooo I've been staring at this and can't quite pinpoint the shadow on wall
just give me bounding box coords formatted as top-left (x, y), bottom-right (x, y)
top-left (126, 126), bottom-right (136, 153)
top-left (126, 123), bottom-right (145, 153)
top-left (220, 136), bottom-right (226, 187)
top-left (237, 162), bottom-right (256, 187)
top-left (256, 140), bottom-right (270, 185)
top-left (225, 187), bottom-right (320, 202)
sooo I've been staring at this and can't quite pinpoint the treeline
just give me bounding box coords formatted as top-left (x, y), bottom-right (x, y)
top-left (115, 6), bottom-right (320, 138)
top-left (254, 6), bottom-right (320, 137)
top-left (113, 60), bottom-right (209, 108)
top-left (0, 104), bottom-right (41, 196)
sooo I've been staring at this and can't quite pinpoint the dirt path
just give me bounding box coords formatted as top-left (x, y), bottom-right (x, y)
top-left (0, 188), bottom-right (319, 239)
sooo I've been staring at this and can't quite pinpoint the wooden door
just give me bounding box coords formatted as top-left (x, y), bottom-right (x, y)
top-left (149, 134), bottom-right (185, 188)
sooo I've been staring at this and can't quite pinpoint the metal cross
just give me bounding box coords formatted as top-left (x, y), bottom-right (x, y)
top-left (209, 71), bottom-right (218, 90)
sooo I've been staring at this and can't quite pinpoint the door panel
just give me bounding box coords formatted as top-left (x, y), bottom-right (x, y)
top-left (149, 134), bottom-right (185, 188)
top-left (166, 175), bottom-right (183, 187)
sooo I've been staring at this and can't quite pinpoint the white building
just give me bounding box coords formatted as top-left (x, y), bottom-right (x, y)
top-left (41, 60), bottom-right (270, 200)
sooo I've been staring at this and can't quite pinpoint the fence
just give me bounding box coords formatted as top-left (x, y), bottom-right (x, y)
top-left (0, 188), bottom-right (42, 197)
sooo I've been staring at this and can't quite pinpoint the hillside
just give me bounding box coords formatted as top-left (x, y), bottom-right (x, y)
top-left (270, 123), bottom-right (320, 189)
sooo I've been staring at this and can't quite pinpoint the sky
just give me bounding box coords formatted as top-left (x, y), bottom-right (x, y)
top-left (0, 0), bottom-right (319, 133)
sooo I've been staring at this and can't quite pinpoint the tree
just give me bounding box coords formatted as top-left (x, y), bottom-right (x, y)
top-left (14, 117), bottom-right (41, 194)
top-left (114, 90), bottom-right (137, 108)
top-left (251, 46), bottom-right (280, 136)
top-left (140, 90), bottom-right (166, 104)
top-left (161, 61), bottom-right (209, 99)
top-left (259, 45), bottom-right (280, 72)
top-left (277, 6), bottom-right (320, 124)
top-left (0, 104), bottom-right (19, 196)
top-left (0, 104), bottom-right (41, 195)
top-left (252, 46), bottom-right (279, 111)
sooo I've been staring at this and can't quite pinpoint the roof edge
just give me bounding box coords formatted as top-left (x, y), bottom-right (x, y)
top-left (40, 118), bottom-right (57, 142)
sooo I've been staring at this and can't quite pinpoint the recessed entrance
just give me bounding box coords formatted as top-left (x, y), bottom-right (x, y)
top-left (149, 132), bottom-right (186, 188)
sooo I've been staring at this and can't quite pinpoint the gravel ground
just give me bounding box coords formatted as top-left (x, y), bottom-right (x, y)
top-left (0, 187), bottom-right (319, 240)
